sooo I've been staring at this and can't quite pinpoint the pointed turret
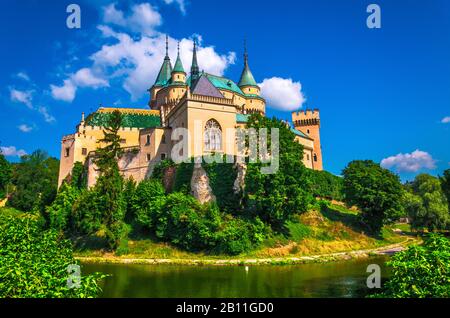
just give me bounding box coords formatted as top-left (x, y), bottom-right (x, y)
top-left (238, 40), bottom-right (258, 88)
top-left (171, 42), bottom-right (186, 83)
top-left (190, 39), bottom-right (200, 83)
top-left (154, 35), bottom-right (173, 87)
top-left (173, 42), bottom-right (185, 74)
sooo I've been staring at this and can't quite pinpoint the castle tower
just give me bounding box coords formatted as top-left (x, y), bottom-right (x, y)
top-left (292, 109), bottom-right (323, 170)
top-left (149, 35), bottom-right (173, 109)
top-left (171, 42), bottom-right (186, 83)
top-left (238, 40), bottom-right (265, 115)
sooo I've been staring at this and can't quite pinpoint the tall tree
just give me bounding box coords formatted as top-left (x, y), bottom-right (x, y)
top-left (404, 173), bottom-right (449, 231)
top-left (8, 150), bottom-right (59, 214)
top-left (244, 114), bottom-right (313, 230)
top-left (441, 169), bottom-right (450, 210)
top-left (342, 160), bottom-right (404, 235)
top-left (93, 110), bottom-right (127, 249)
top-left (0, 150), bottom-right (12, 199)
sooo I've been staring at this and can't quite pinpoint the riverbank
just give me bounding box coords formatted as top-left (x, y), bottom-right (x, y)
top-left (76, 236), bottom-right (419, 266)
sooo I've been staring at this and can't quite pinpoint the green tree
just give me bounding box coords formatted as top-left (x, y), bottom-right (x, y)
top-left (374, 234), bottom-right (450, 298)
top-left (244, 114), bottom-right (313, 230)
top-left (47, 182), bottom-right (80, 233)
top-left (441, 169), bottom-right (450, 211)
top-left (404, 174), bottom-right (449, 231)
top-left (8, 150), bottom-right (59, 215)
top-left (133, 179), bottom-right (166, 229)
top-left (342, 160), bottom-right (404, 235)
top-left (0, 150), bottom-right (12, 199)
top-left (0, 214), bottom-right (106, 298)
top-left (70, 161), bottom-right (87, 190)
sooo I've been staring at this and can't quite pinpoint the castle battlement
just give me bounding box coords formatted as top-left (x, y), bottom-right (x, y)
top-left (292, 109), bottom-right (320, 127)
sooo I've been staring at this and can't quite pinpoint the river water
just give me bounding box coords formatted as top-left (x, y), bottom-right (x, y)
top-left (82, 256), bottom-right (390, 298)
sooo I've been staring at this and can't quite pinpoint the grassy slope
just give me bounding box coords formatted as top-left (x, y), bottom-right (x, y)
top-left (73, 202), bottom-right (413, 260)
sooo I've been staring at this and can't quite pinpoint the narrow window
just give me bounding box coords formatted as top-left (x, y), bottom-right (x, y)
top-left (82, 148), bottom-right (87, 156)
top-left (146, 154), bottom-right (151, 162)
top-left (120, 139), bottom-right (126, 144)
top-left (161, 133), bottom-right (166, 144)
top-left (161, 153), bottom-right (166, 160)
top-left (65, 147), bottom-right (70, 157)
top-left (307, 154), bottom-right (310, 161)
top-left (314, 154), bottom-right (318, 162)
top-left (146, 135), bottom-right (150, 145)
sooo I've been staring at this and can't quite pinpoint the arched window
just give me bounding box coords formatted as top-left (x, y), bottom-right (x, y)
top-left (204, 119), bottom-right (222, 151)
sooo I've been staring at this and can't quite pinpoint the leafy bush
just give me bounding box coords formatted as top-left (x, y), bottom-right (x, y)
top-left (156, 192), bottom-right (220, 251)
top-left (0, 151), bottom-right (12, 199)
top-left (215, 216), bottom-right (266, 255)
top-left (172, 161), bottom-right (195, 194)
top-left (0, 214), bottom-right (105, 298)
top-left (374, 234), bottom-right (450, 298)
top-left (47, 183), bottom-right (80, 233)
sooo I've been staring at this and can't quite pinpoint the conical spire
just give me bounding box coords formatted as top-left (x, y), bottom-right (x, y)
top-left (191, 39), bottom-right (200, 82)
top-left (154, 35), bottom-right (173, 87)
top-left (238, 39), bottom-right (258, 88)
top-left (173, 41), bottom-right (185, 74)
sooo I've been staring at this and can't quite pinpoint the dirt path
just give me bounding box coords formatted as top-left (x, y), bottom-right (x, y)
top-left (76, 237), bottom-right (419, 266)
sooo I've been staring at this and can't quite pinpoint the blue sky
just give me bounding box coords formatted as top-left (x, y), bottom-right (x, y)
top-left (1, 0), bottom-right (449, 180)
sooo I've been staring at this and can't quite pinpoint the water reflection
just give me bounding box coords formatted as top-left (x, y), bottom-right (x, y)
top-left (82, 256), bottom-right (390, 298)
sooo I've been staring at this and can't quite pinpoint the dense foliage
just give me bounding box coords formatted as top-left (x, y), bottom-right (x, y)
top-left (8, 150), bottom-right (59, 215)
top-left (342, 160), bottom-right (404, 234)
top-left (404, 174), bottom-right (449, 231)
top-left (374, 234), bottom-right (450, 298)
top-left (0, 214), bottom-right (105, 298)
top-left (308, 169), bottom-right (343, 201)
top-left (441, 169), bottom-right (450, 210)
top-left (243, 114), bottom-right (313, 230)
top-left (0, 150), bottom-right (12, 199)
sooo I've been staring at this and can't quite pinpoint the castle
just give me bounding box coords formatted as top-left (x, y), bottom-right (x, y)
top-left (58, 37), bottom-right (323, 187)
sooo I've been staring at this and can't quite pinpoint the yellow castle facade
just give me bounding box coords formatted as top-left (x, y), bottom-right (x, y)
top-left (58, 38), bottom-right (323, 187)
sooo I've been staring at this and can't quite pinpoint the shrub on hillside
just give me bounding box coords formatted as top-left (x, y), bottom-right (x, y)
top-left (0, 214), bottom-right (105, 298)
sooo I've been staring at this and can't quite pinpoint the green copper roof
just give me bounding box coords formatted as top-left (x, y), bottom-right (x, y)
top-left (238, 53), bottom-right (258, 87)
top-left (173, 54), bottom-right (185, 73)
top-left (236, 114), bottom-right (249, 123)
top-left (201, 73), bottom-right (245, 95)
top-left (154, 56), bottom-right (172, 87)
top-left (86, 112), bottom-right (161, 129)
top-left (290, 127), bottom-right (310, 139)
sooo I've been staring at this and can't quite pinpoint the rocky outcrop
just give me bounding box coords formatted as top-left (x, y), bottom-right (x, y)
top-left (191, 163), bottom-right (216, 204)
top-left (233, 163), bottom-right (247, 194)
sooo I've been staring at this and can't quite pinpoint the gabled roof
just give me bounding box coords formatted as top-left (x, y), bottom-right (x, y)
top-left (191, 75), bottom-right (225, 98)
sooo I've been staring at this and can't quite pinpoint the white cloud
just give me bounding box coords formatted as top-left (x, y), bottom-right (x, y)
top-left (10, 88), bottom-right (33, 108)
top-left (17, 124), bottom-right (33, 133)
top-left (50, 68), bottom-right (108, 102)
top-left (259, 77), bottom-right (306, 111)
top-left (102, 3), bottom-right (162, 35)
top-left (38, 106), bottom-right (56, 123)
top-left (16, 72), bottom-right (30, 81)
top-left (163, 0), bottom-right (187, 15)
top-left (1, 146), bottom-right (27, 157)
top-left (441, 116), bottom-right (450, 124)
top-left (91, 31), bottom-right (235, 100)
top-left (381, 150), bottom-right (437, 173)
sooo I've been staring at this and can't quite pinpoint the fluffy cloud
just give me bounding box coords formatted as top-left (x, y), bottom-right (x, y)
top-left (50, 68), bottom-right (108, 102)
top-left (259, 77), bottom-right (306, 111)
top-left (163, 0), bottom-right (187, 15)
top-left (17, 124), bottom-right (33, 132)
top-left (102, 3), bottom-right (162, 35)
top-left (1, 146), bottom-right (27, 157)
top-left (49, 3), bottom-right (234, 102)
top-left (10, 88), bottom-right (33, 108)
top-left (442, 116), bottom-right (450, 124)
top-left (91, 29), bottom-right (235, 100)
top-left (381, 150), bottom-right (437, 173)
